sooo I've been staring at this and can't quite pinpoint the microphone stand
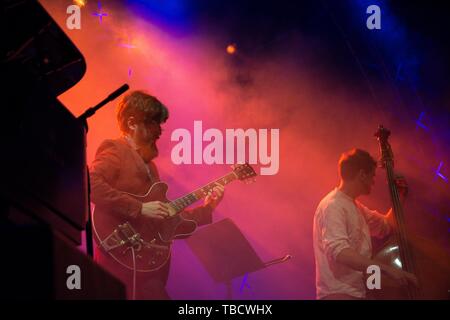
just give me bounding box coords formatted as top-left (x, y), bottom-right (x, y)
top-left (77, 84), bottom-right (129, 257)
top-left (78, 84), bottom-right (129, 129)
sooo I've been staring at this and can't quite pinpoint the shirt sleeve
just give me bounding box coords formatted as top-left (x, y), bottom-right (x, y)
top-left (89, 140), bottom-right (142, 219)
top-left (356, 201), bottom-right (391, 239)
top-left (318, 203), bottom-right (352, 262)
top-left (181, 205), bottom-right (214, 226)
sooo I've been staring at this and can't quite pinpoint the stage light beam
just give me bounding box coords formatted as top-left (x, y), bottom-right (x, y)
top-left (92, 1), bottom-right (108, 23)
top-left (435, 161), bottom-right (448, 182)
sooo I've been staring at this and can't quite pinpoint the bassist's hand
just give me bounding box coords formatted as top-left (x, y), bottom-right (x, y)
top-left (141, 201), bottom-right (170, 220)
top-left (394, 174), bottom-right (408, 202)
top-left (382, 265), bottom-right (419, 288)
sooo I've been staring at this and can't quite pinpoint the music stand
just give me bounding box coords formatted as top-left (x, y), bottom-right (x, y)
top-left (185, 218), bottom-right (291, 299)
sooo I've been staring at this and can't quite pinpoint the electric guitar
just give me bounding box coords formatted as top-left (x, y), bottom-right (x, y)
top-left (92, 163), bottom-right (257, 272)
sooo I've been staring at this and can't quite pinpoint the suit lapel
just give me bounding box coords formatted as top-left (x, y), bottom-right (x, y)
top-left (118, 137), bottom-right (153, 181)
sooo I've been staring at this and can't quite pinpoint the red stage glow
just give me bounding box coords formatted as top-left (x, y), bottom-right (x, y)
top-left (37, 0), bottom-right (449, 300)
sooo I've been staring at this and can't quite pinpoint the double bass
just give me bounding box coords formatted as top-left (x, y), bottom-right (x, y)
top-left (370, 125), bottom-right (450, 299)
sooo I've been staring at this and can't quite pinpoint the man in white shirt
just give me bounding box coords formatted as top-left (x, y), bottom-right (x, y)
top-left (313, 148), bottom-right (418, 299)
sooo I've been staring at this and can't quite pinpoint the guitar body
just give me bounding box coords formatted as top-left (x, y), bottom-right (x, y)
top-left (91, 163), bottom-right (257, 273)
top-left (92, 182), bottom-right (198, 272)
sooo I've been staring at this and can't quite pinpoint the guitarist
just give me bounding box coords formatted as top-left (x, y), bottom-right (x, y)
top-left (313, 148), bottom-right (418, 300)
top-left (90, 90), bottom-right (224, 299)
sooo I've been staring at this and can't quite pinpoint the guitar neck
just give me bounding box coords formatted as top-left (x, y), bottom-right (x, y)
top-left (170, 171), bottom-right (238, 212)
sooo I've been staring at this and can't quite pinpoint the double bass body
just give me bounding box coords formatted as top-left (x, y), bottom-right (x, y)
top-left (369, 126), bottom-right (450, 300)
top-left (372, 235), bottom-right (450, 299)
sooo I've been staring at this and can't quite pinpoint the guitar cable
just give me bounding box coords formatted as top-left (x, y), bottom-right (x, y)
top-left (92, 204), bottom-right (138, 300)
top-left (131, 246), bottom-right (137, 300)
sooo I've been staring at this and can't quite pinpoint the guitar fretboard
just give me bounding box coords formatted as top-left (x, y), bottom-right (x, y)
top-left (170, 172), bottom-right (237, 212)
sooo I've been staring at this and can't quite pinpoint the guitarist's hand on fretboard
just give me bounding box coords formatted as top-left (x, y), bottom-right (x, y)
top-left (204, 183), bottom-right (225, 209)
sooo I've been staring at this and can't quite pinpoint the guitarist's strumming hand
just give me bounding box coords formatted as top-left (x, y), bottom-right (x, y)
top-left (141, 201), bottom-right (171, 220)
top-left (204, 183), bottom-right (225, 209)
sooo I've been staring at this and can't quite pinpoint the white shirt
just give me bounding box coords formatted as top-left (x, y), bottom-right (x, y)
top-left (313, 188), bottom-right (390, 299)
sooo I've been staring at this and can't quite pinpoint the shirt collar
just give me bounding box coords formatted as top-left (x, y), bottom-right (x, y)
top-left (335, 187), bottom-right (356, 203)
top-left (123, 135), bottom-right (139, 151)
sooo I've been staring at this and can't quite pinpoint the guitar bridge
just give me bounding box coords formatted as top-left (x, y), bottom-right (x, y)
top-left (100, 222), bottom-right (143, 252)
top-left (100, 229), bottom-right (126, 252)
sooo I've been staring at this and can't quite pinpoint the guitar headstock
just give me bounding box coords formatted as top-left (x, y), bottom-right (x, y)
top-left (232, 163), bottom-right (257, 184)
